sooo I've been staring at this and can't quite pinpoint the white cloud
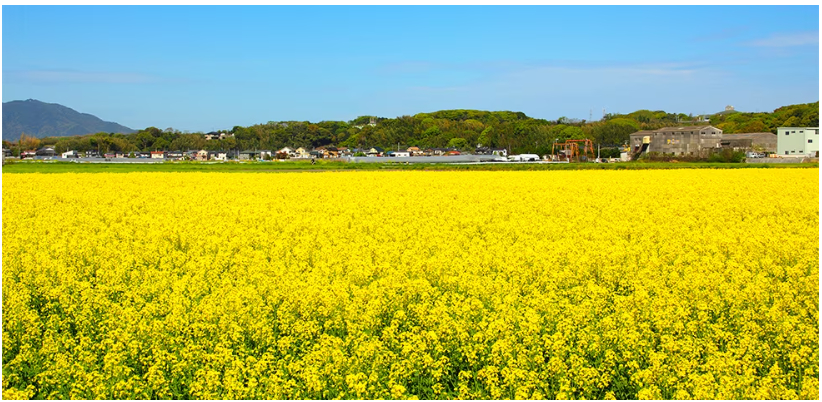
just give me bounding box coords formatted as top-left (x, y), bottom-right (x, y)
top-left (745, 31), bottom-right (819, 47)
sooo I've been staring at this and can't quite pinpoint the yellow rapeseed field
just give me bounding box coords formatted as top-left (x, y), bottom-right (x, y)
top-left (2, 170), bottom-right (818, 399)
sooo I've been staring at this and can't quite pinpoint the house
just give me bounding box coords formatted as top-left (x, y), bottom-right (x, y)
top-left (629, 125), bottom-right (723, 156)
top-left (365, 147), bottom-right (385, 156)
top-left (204, 132), bottom-right (220, 140)
top-left (322, 147), bottom-right (340, 158)
top-left (295, 147), bottom-right (310, 158)
top-left (86, 150), bottom-right (100, 158)
top-left (337, 147), bottom-right (352, 157)
top-left (429, 148), bottom-right (449, 156)
top-left (21, 150), bottom-right (37, 159)
top-left (492, 148), bottom-right (508, 157)
top-left (309, 150), bottom-right (322, 158)
top-left (209, 151), bottom-right (228, 161)
top-left (777, 127), bottom-right (819, 157)
top-left (166, 151), bottom-right (184, 160)
top-left (196, 150), bottom-right (210, 161)
top-left (239, 150), bottom-right (259, 160)
top-left (36, 147), bottom-right (56, 157)
top-left (387, 150), bottom-right (410, 157)
top-left (61, 150), bottom-right (79, 158)
top-left (151, 151), bottom-right (166, 159)
top-left (278, 147), bottom-right (295, 157)
top-left (407, 146), bottom-right (424, 156)
top-left (2, 148), bottom-right (11, 157)
top-left (114, 151), bottom-right (128, 158)
top-left (104, 153), bottom-right (116, 159)
top-left (446, 149), bottom-right (461, 156)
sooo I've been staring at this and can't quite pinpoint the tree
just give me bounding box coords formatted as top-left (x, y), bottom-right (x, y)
top-left (447, 137), bottom-right (468, 150)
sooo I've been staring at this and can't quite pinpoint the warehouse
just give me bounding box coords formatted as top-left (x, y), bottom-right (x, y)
top-left (720, 132), bottom-right (778, 153)
top-left (629, 125), bottom-right (723, 156)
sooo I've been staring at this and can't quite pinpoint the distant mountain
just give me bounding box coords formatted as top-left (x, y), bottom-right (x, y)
top-left (2, 99), bottom-right (136, 141)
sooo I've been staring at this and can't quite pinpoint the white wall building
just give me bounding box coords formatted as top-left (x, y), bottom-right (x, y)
top-left (777, 127), bottom-right (819, 157)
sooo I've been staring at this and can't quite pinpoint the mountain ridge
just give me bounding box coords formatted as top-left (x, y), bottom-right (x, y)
top-left (2, 99), bottom-right (136, 140)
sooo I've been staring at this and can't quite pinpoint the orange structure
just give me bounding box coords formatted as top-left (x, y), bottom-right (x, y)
top-left (552, 139), bottom-right (595, 162)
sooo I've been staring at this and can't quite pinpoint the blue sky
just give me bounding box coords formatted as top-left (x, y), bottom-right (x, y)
top-left (3, 6), bottom-right (819, 132)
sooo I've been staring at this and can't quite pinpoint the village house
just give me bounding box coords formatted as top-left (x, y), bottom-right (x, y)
top-left (387, 150), bottom-right (411, 157)
top-left (209, 151), bottom-right (228, 161)
top-left (62, 150), bottom-right (79, 158)
top-left (36, 147), bottom-right (56, 157)
top-left (406, 146), bottom-right (424, 156)
top-left (365, 147), bottom-right (385, 157)
top-left (295, 147), bottom-right (310, 158)
top-left (166, 151), bottom-right (184, 160)
top-left (239, 150), bottom-right (259, 160)
top-left (278, 147), bottom-right (295, 157)
top-left (151, 151), bottom-right (166, 159)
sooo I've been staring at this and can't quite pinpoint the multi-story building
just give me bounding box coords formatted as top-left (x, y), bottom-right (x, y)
top-left (629, 125), bottom-right (723, 156)
top-left (777, 127), bottom-right (819, 157)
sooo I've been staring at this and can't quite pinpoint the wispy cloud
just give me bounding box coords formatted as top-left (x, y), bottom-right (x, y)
top-left (3, 69), bottom-right (169, 84)
top-left (745, 31), bottom-right (819, 47)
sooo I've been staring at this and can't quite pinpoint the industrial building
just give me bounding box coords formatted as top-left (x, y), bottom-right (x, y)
top-left (777, 127), bottom-right (819, 156)
top-left (720, 132), bottom-right (778, 153)
top-left (630, 125), bottom-right (723, 156)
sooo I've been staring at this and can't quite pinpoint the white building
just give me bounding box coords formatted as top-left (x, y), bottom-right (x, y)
top-left (62, 150), bottom-right (79, 158)
top-left (777, 127), bottom-right (819, 157)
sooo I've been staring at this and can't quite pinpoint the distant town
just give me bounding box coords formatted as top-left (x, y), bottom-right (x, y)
top-left (3, 102), bottom-right (819, 165)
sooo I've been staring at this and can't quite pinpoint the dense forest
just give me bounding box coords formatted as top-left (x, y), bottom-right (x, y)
top-left (5, 102), bottom-right (818, 157)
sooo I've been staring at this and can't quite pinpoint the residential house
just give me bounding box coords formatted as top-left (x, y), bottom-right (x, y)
top-left (104, 153), bottom-right (116, 159)
top-left (278, 147), bottom-right (295, 157)
top-left (166, 151), bottom-right (184, 160)
top-left (3, 148), bottom-right (11, 157)
top-left (151, 151), bottom-right (166, 159)
top-left (196, 150), bottom-right (210, 161)
top-left (115, 151), bottom-right (128, 158)
top-left (407, 146), bottom-right (424, 156)
top-left (777, 127), bottom-right (819, 157)
top-left (86, 150), bottom-right (100, 158)
top-left (239, 150), bottom-right (259, 160)
top-left (337, 147), bottom-right (352, 157)
top-left (446, 149), bottom-right (461, 156)
top-left (309, 150), bottom-right (322, 158)
top-left (322, 147), bottom-right (340, 158)
top-left (209, 151), bottom-right (228, 161)
top-left (365, 147), bottom-right (385, 156)
top-left (21, 150), bottom-right (37, 159)
top-left (387, 150), bottom-right (410, 157)
top-left (295, 147), bottom-right (310, 158)
top-left (491, 148), bottom-right (508, 157)
top-left (62, 150), bottom-right (79, 158)
top-left (429, 148), bottom-right (448, 156)
top-left (36, 147), bottom-right (56, 157)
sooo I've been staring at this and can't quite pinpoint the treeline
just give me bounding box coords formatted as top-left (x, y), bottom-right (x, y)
top-left (4, 103), bottom-right (818, 156)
